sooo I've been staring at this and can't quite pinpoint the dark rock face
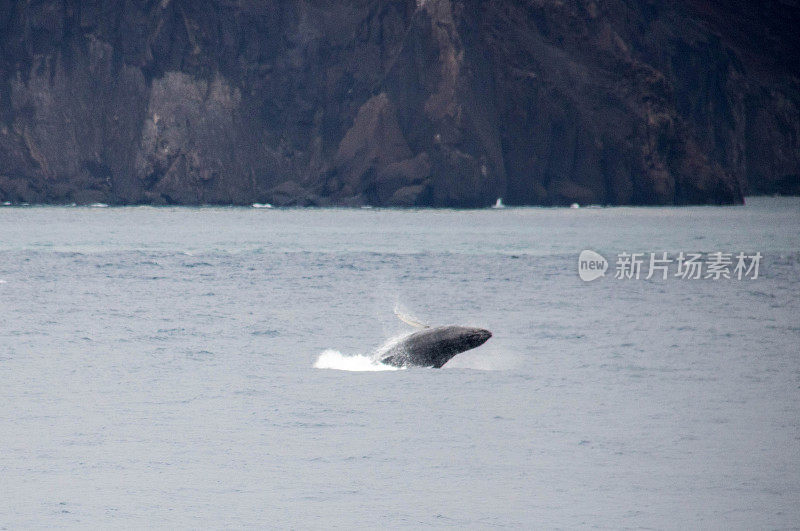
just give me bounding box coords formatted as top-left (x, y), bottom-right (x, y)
top-left (0, 0), bottom-right (797, 206)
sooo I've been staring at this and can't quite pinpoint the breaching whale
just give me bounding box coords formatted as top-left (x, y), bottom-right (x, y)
top-left (379, 325), bottom-right (492, 368)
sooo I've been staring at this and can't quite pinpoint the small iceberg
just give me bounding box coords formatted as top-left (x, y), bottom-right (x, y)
top-left (251, 203), bottom-right (273, 209)
top-left (90, 203), bottom-right (109, 208)
top-left (570, 203), bottom-right (580, 209)
top-left (492, 198), bottom-right (505, 209)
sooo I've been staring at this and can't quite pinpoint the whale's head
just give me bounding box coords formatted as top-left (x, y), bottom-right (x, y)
top-left (458, 327), bottom-right (492, 349)
top-left (423, 326), bottom-right (492, 367)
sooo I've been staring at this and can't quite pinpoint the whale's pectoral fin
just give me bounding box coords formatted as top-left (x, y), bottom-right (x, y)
top-left (393, 306), bottom-right (430, 329)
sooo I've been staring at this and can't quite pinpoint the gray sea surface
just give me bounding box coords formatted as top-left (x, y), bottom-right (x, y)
top-left (1, 197), bottom-right (799, 528)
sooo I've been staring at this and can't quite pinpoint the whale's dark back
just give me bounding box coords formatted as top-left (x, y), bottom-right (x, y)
top-left (380, 325), bottom-right (492, 368)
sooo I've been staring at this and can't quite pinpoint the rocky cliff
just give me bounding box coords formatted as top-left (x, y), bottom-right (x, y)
top-left (0, 0), bottom-right (798, 206)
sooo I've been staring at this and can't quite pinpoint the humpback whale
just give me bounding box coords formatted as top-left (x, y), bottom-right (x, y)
top-left (379, 325), bottom-right (492, 368)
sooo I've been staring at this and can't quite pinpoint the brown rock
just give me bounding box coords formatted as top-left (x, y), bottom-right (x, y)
top-left (0, 0), bottom-right (796, 206)
top-left (333, 93), bottom-right (412, 195)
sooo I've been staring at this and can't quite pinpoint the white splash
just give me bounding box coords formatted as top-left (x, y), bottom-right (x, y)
top-left (251, 203), bottom-right (273, 209)
top-left (373, 332), bottom-right (415, 359)
top-left (314, 349), bottom-right (402, 371)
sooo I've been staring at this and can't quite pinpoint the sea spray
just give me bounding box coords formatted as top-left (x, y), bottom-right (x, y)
top-left (313, 350), bottom-right (402, 371)
top-left (314, 332), bottom-right (413, 371)
top-left (371, 332), bottom-right (413, 360)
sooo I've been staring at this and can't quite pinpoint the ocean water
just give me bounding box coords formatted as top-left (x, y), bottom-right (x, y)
top-left (1, 197), bottom-right (798, 528)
